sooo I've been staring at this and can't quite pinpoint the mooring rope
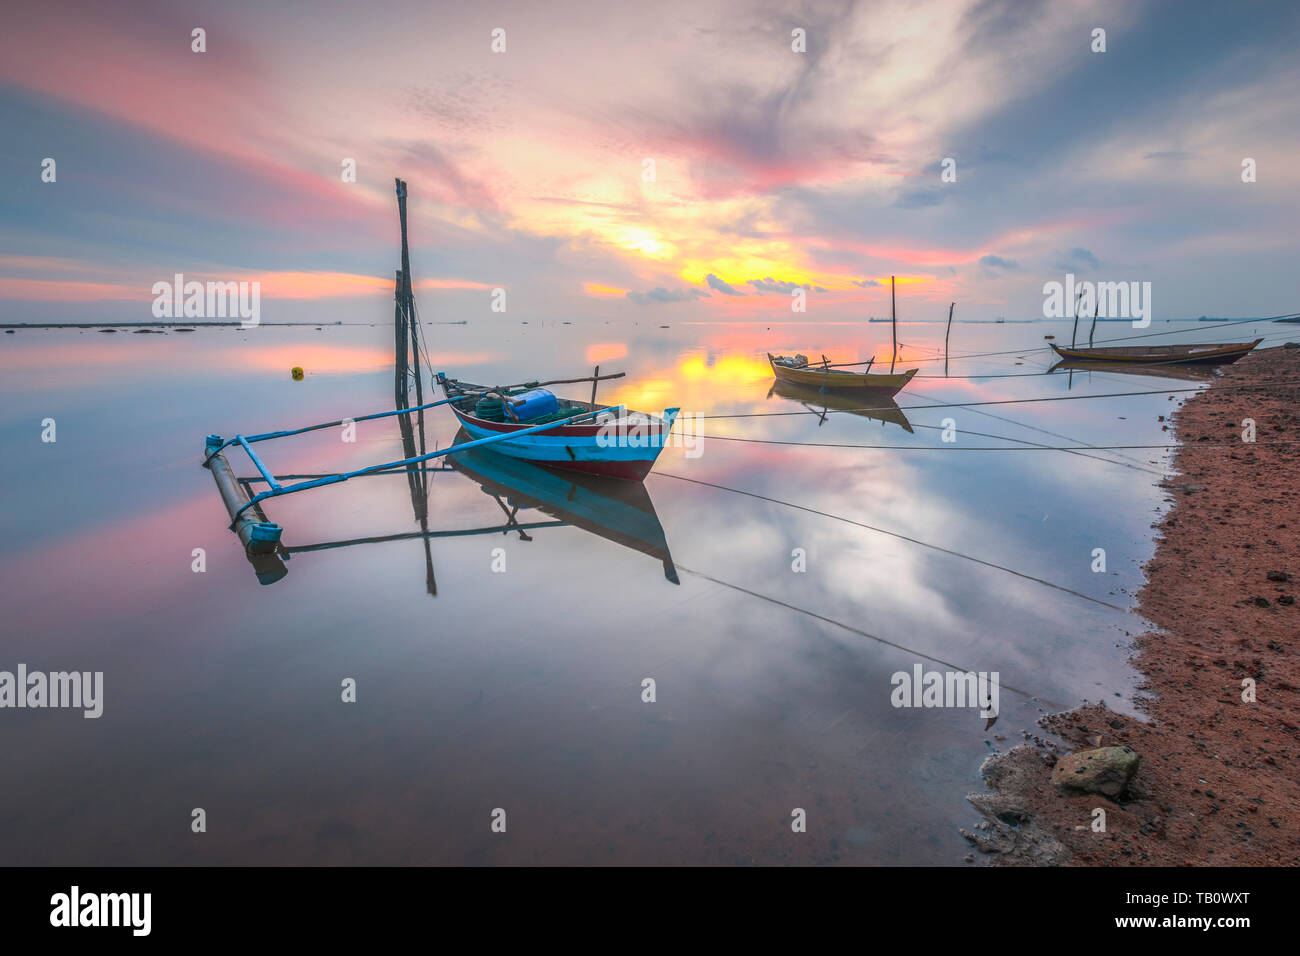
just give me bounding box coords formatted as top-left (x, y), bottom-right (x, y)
top-left (655, 472), bottom-right (1127, 611)
top-left (694, 378), bottom-right (1300, 421)
top-left (673, 562), bottom-right (1072, 713)
top-left (687, 434), bottom-right (1300, 451)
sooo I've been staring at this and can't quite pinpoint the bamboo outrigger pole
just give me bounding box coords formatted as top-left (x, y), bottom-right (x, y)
top-left (215, 403), bottom-right (627, 525)
top-left (472, 369), bottom-right (627, 407)
top-left (812, 358), bottom-right (875, 371)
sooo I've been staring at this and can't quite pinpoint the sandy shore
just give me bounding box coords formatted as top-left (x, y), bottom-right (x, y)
top-left (965, 344), bottom-right (1300, 865)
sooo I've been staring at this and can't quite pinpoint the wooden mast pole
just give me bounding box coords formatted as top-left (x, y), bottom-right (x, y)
top-left (890, 274), bottom-right (897, 373)
top-left (394, 269), bottom-right (407, 407)
top-left (395, 179), bottom-right (434, 596)
top-left (396, 179), bottom-right (415, 393)
top-left (394, 179), bottom-right (413, 404)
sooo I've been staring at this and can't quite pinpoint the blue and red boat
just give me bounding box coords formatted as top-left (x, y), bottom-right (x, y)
top-left (437, 372), bottom-right (680, 481)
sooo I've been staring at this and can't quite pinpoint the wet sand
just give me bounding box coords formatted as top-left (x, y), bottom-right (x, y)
top-left (967, 344), bottom-right (1300, 865)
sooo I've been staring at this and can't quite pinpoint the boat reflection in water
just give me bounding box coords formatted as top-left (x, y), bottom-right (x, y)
top-left (1048, 359), bottom-right (1220, 385)
top-left (767, 378), bottom-right (914, 432)
top-left (448, 429), bottom-right (679, 584)
top-left (234, 428), bottom-right (678, 588)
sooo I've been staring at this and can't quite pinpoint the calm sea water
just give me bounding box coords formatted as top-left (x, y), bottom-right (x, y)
top-left (0, 316), bottom-right (1283, 864)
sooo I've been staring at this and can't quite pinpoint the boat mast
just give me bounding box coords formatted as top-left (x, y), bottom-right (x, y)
top-left (394, 179), bottom-right (411, 405)
top-left (394, 178), bottom-right (434, 596)
top-left (890, 274), bottom-right (897, 373)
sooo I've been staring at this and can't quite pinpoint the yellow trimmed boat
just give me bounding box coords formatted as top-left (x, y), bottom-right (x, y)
top-left (767, 352), bottom-right (918, 395)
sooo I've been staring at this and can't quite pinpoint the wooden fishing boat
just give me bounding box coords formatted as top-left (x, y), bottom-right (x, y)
top-left (448, 430), bottom-right (678, 583)
top-left (437, 372), bottom-right (679, 481)
top-left (1048, 339), bottom-right (1261, 365)
top-left (769, 379), bottom-right (914, 432)
top-left (767, 353), bottom-right (917, 395)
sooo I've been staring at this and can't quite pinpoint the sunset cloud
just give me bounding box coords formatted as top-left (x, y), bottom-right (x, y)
top-left (626, 286), bottom-right (709, 305)
top-left (705, 274), bottom-right (745, 296)
top-left (1, 0), bottom-right (1296, 324)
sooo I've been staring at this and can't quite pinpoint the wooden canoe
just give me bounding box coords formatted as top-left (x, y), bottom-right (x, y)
top-left (767, 353), bottom-right (918, 394)
top-left (437, 374), bottom-right (679, 481)
top-left (1048, 339), bottom-right (1261, 365)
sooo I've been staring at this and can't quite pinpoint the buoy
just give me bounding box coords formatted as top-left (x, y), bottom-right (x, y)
top-left (291, 367), bottom-right (304, 380)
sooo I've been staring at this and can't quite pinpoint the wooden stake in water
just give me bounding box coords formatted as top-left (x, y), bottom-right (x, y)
top-left (590, 365), bottom-right (600, 408)
top-left (944, 301), bottom-right (955, 377)
top-left (394, 269), bottom-right (408, 406)
top-left (1071, 288), bottom-right (1083, 348)
top-left (890, 274), bottom-right (897, 373)
top-left (1089, 299), bottom-right (1099, 347)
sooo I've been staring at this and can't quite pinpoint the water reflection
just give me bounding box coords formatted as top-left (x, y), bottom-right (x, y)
top-left (767, 378), bottom-right (914, 433)
top-left (450, 431), bottom-right (678, 585)
top-left (1, 318), bottom-right (1283, 865)
top-left (1048, 358), bottom-right (1220, 384)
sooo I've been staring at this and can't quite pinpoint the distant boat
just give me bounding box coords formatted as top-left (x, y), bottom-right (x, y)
top-left (767, 353), bottom-right (918, 396)
top-left (437, 373), bottom-right (679, 481)
top-left (1048, 339), bottom-right (1261, 365)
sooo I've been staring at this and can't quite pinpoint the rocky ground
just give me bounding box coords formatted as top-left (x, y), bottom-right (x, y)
top-left (964, 344), bottom-right (1300, 866)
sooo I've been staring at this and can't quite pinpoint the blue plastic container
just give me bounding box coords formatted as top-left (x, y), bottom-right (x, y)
top-left (506, 388), bottom-right (559, 421)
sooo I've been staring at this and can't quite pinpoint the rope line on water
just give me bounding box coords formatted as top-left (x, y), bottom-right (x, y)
top-left (673, 563), bottom-right (1071, 712)
top-left (689, 435), bottom-right (1300, 451)
top-left (903, 385), bottom-right (1168, 475)
top-left (656, 472), bottom-right (1127, 611)
top-left (902, 420), bottom-right (1168, 475)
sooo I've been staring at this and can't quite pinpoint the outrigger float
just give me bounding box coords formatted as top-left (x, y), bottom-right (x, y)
top-left (202, 178), bottom-right (680, 557)
top-left (226, 428), bottom-right (680, 588)
top-left (201, 394), bottom-right (632, 555)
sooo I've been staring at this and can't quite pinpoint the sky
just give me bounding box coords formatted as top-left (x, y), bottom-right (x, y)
top-left (2, 0), bottom-right (1298, 325)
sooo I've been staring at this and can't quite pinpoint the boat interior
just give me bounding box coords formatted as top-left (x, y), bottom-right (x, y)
top-left (440, 376), bottom-right (646, 426)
